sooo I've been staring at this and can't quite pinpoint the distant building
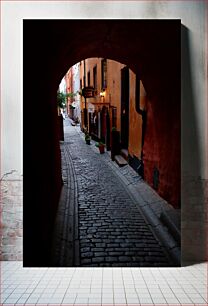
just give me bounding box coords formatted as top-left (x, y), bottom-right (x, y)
top-left (59, 77), bottom-right (66, 94)
top-left (65, 64), bottom-right (81, 121)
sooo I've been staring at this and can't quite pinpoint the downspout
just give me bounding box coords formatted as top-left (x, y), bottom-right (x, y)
top-left (83, 60), bottom-right (87, 128)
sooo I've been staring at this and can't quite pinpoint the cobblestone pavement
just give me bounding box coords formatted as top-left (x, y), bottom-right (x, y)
top-left (61, 118), bottom-right (173, 267)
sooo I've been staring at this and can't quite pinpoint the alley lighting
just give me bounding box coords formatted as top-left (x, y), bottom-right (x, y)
top-left (100, 89), bottom-right (105, 97)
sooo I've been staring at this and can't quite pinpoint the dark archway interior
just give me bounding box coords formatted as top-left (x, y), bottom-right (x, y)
top-left (23, 20), bottom-right (180, 266)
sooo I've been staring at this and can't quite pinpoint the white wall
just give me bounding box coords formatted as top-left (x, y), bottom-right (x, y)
top-left (1, 1), bottom-right (207, 181)
top-left (59, 78), bottom-right (66, 94)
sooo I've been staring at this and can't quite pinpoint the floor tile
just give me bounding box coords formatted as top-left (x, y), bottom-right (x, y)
top-left (0, 262), bottom-right (207, 306)
top-left (75, 297), bottom-right (89, 304)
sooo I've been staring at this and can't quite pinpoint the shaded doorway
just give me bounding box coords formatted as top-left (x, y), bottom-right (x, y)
top-left (120, 67), bottom-right (129, 149)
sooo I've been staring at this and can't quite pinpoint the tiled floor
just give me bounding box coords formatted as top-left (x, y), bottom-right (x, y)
top-left (0, 261), bottom-right (207, 305)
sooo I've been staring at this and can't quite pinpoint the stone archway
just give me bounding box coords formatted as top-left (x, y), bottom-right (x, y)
top-left (23, 20), bottom-right (180, 266)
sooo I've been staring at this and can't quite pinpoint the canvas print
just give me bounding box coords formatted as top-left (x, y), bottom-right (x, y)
top-left (23, 20), bottom-right (181, 267)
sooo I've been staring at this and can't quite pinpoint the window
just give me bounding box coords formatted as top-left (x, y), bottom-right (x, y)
top-left (101, 59), bottom-right (107, 89)
top-left (80, 79), bottom-right (82, 89)
top-left (87, 71), bottom-right (91, 86)
top-left (93, 65), bottom-right (97, 90)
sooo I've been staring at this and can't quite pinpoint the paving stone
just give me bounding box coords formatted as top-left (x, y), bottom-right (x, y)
top-left (81, 252), bottom-right (93, 258)
top-left (114, 238), bottom-right (124, 243)
top-left (125, 251), bottom-right (135, 256)
top-left (60, 118), bottom-right (174, 267)
top-left (91, 239), bottom-right (102, 243)
top-left (107, 243), bottom-right (119, 248)
top-left (91, 248), bottom-right (104, 252)
top-left (105, 248), bottom-right (115, 252)
top-left (92, 257), bottom-right (105, 263)
top-left (109, 251), bottom-right (124, 256)
top-left (105, 257), bottom-right (118, 262)
top-left (95, 243), bottom-right (106, 247)
top-left (120, 243), bottom-right (134, 248)
top-left (94, 252), bottom-right (107, 257)
top-left (80, 239), bottom-right (90, 243)
top-left (80, 247), bottom-right (91, 253)
top-left (118, 256), bottom-right (132, 262)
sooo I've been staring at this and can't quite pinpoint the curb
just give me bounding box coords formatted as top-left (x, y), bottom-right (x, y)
top-left (106, 158), bottom-right (181, 266)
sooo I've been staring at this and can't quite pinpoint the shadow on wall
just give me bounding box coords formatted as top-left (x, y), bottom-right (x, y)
top-left (181, 25), bottom-right (207, 265)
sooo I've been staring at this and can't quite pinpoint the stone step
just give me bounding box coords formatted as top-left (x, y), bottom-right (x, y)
top-left (114, 155), bottom-right (128, 167)
top-left (120, 149), bottom-right (128, 161)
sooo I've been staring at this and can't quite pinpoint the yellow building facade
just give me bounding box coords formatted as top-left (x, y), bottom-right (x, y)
top-left (80, 58), bottom-right (146, 161)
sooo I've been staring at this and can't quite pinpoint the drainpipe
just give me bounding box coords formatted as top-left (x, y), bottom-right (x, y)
top-left (83, 60), bottom-right (88, 128)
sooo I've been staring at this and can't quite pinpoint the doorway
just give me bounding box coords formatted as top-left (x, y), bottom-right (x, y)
top-left (120, 66), bottom-right (129, 149)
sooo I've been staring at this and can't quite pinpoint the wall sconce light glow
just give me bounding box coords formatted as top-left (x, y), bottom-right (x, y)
top-left (100, 90), bottom-right (105, 97)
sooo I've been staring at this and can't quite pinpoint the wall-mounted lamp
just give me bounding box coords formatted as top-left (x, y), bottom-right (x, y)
top-left (100, 89), bottom-right (105, 98)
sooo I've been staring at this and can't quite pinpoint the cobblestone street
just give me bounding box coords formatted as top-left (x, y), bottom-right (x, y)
top-left (53, 118), bottom-right (175, 267)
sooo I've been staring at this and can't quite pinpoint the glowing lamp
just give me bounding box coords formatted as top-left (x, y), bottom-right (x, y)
top-left (100, 90), bottom-right (105, 97)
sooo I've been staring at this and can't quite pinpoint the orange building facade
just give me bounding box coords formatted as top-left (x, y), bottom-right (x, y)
top-left (79, 58), bottom-right (146, 162)
top-left (65, 68), bottom-right (73, 117)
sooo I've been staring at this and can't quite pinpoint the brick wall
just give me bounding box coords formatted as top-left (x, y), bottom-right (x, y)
top-left (0, 171), bottom-right (23, 260)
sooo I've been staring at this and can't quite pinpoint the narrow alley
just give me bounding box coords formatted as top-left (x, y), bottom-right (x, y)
top-left (23, 21), bottom-right (182, 267)
top-left (52, 118), bottom-right (179, 267)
